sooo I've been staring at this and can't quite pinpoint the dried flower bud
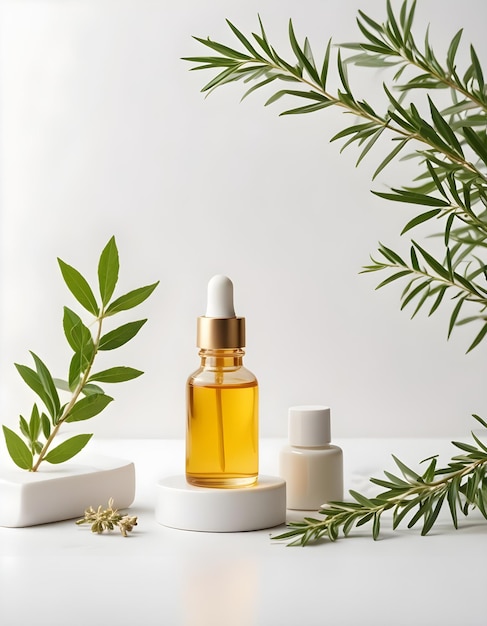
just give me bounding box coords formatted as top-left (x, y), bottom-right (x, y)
top-left (76, 499), bottom-right (138, 537)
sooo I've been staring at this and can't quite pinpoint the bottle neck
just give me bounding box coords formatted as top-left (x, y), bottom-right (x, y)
top-left (199, 348), bottom-right (245, 369)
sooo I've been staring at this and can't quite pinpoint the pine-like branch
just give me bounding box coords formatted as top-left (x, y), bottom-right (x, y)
top-left (184, 1), bottom-right (487, 349)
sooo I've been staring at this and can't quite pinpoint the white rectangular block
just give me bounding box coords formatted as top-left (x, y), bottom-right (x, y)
top-left (0, 455), bottom-right (135, 527)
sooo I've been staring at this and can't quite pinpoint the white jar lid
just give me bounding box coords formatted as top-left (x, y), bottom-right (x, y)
top-left (288, 405), bottom-right (331, 447)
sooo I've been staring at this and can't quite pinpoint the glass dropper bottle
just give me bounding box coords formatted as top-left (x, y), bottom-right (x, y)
top-left (186, 275), bottom-right (259, 488)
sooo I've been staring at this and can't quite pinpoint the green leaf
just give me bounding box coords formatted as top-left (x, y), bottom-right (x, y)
top-left (331, 122), bottom-right (377, 143)
top-left (462, 126), bottom-right (487, 165)
top-left (241, 75), bottom-right (280, 102)
top-left (472, 414), bottom-right (487, 430)
top-left (407, 498), bottom-right (431, 528)
top-left (429, 285), bottom-right (448, 316)
top-left (68, 352), bottom-right (84, 391)
top-left (412, 242), bottom-right (450, 280)
top-left (53, 378), bottom-right (71, 393)
top-left (393, 497), bottom-right (422, 529)
top-left (288, 19), bottom-right (320, 83)
top-left (327, 523), bottom-right (339, 541)
top-left (15, 364), bottom-right (53, 415)
top-left (372, 513), bottom-right (381, 540)
top-left (82, 383), bottom-right (105, 396)
top-left (342, 514), bottom-right (357, 537)
top-left (320, 39), bottom-right (332, 89)
top-left (349, 490), bottom-right (375, 508)
top-left (29, 352), bottom-right (61, 419)
top-left (105, 282), bottom-right (159, 316)
top-left (421, 493), bottom-right (446, 535)
top-left (401, 279), bottom-right (431, 311)
top-left (470, 45), bottom-right (484, 92)
top-left (392, 454), bottom-right (420, 480)
top-left (357, 9), bottom-right (383, 34)
top-left (355, 511), bottom-right (374, 527)
top-left (41, 413), bottom-right (51, 439)
top-left (383, 470), bottom-right (409, 487)
top-left (447, 475), bottom-right (460, 528)
top-left (44, 434), bottom-right (93, 464)
top-left (448, 297), bottom-right (467, 339)
top-left (410, 245), bottom-right (420, 271)
top-left (98, 319), bottom-right (147, 351)
top-left (63, 307), bottom-right (82, 351)
top-left (2, 426), bottom-right (33, 470)
top-left (191, 36), bottom-right (250, 61)
top-left (428, 97), bottom-right (464, 156)
top-left (378, 243), bottom-right (406, 266)
top-left (265, 89), bottom-right (293, 107)
top-left (466, 322), bottom-right (487, 353)
top-left (337, 49), bottom-right (351, 94)
top-left (410, 285), bottom-right (432, 319)
top-left (29, 404), bottom-right (41, 442)
top-left (356, 126), bottom-right (386, 166)
top-left (63, 307), bottom-right (93, 355)
top-left (88, 366), bottom-right (143, 383)
top-left (451, 440), bottom-right (478, 453)
top-left (58, 258), bottom-right (99, 316)
top-left (65, 394), bottom-right (113, 423)
top-left (470, 431), bottom-right (487, 454)
top-left (444, 213), bottom-right (455, 247)
top-left (226, 19), bottom-right (262, 59)
top-left (373, 138), bottom-right (409, 180)
top-left (386, 0), bottom-right (403, 44)
top-left (98, 236), bottom-right (120, 306)
top-left (373, 189), bottom-right (450, 208)
top-left (200, 65), bottom-right (243, 93)
top-left (280, 101), bottom-right (334, 116)
top-left (447, 29), bottom-right (463, 71)
top-left (19, 415), bottom-right (30, 439)
top-left (375, 270), bottom-right (411, 290)
top-left (421, 456), bottom-right (438, 483)
top-left (401, 208), bottom-right (441, 235)
top-left (355, 18), bottom-right (387, 50)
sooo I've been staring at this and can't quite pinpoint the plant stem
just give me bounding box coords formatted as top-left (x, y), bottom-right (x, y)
top-left (30, 313), bottom-right (104, 471)
top-left (376, 261), bottom-right (486, 302)
top-left (398, 47), bottom-right (487, 114)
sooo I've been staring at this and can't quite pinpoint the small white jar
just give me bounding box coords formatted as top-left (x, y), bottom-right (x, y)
top-left (279, 405), bottom-right (343, 510)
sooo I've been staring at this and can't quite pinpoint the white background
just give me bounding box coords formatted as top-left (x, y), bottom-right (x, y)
top-left (0, 0), bottom-right (486, 441)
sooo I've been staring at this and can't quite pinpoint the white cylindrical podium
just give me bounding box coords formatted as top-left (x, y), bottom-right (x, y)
top-left (155, 475), bottom-right (286, 532)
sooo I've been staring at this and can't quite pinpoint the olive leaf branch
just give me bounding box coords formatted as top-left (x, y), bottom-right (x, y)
top-left (2, 236), bottom-right (159, 471)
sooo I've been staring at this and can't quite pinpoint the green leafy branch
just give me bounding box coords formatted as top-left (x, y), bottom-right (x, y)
top-left (362, 238), bottom-right (487, 353)
top-left (273, 414), bottom-right (487, 546)
top-left (2, 236), bottom-right (159, 472)
top-left (343, 2), bottom-right (487, 113)
top-left (184, 0), bottom-right (487, 349)
top-left (184, 2), bottom-right (486, 180)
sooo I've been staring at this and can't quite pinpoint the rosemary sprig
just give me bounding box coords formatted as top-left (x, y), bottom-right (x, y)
top-left (273, 414), bottom-right (487, 546)
top-left (76, 498), bottom-right (138, 537)
top-left (184, 1), bottom-right (487, 351)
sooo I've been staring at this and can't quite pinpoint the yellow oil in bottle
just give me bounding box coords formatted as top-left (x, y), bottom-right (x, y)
top-left (186, 379), bottom-right (258, 488)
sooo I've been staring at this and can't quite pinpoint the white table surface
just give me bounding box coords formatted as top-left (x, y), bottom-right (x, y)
top-left (1, 437), bottom-right (486, 626)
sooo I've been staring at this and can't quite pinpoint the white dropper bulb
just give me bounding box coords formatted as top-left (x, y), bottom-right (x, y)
top-left (205, 275), bottom-right (236, 318)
